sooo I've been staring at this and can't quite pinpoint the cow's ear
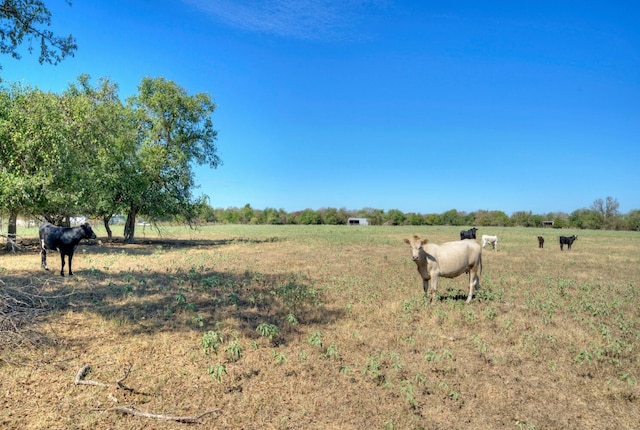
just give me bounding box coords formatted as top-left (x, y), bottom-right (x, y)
top-left (404, 238), bottom-right (410, 244)
top-left (421, 239), bottom-right (428, 245)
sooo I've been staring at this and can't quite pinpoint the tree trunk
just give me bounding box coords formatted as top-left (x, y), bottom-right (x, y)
top-left (124, 207), bottom-right (137, 244)
top-left (102, 215), bottom-right (113, 240)
top-left (5, 211), bottom-right (18, 252)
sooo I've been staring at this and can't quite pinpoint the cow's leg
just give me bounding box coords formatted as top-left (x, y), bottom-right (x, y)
top-left (60, 253), bottom-right (66, 277)
top-left (466, 270), bottom-right (479, 304)
top-left (430, 277), bottom-right (438, 303)
top-left (40, 243), bottom-right (49, 271)
top-left (68, 253), bottom-right (74, 276)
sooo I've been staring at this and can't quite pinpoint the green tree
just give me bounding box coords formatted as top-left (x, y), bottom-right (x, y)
top-left (440, 209), bottom-right (463, 226)
top-left (239, 203), bottom-right (254, 224)
top-left (623, 209), bottom-right (640, 231)
top-left (262, 208), bottom-right (286, 224)
top-left (568, 208), bottom-right (599, 229)
top-left (386, 209), bottom-right (406, 225)
top-left (424, 213), bottom-right (440, 225)
top-left (122, 77), bottom-right (220, 242)
top-left (62, 75), bottom-right (138, 238)
top-left (591, 196), bottom-right (621, 230)
top-left (296, 209), bottom-right (321, 225)
top-left (491, 210), bottom-right (510, 226)
top-left (0, 83), bottom-right (68, 247)
top-left (358, 208), bottom-right (384, 225)
top-left (407, 212), bottom-right (424, 226)
top-left (0, 0), bottom-right (77, 68)
top-left (320, 207), bottom-right (348, 225)
top-left (549, 212), bottom-right (568, 229)
top-left (474, 210), bottom-right (491, 226)
top-left (511, 211), bottom-right (534, 227)
top-left (194, 199), bottom-right (217, 223)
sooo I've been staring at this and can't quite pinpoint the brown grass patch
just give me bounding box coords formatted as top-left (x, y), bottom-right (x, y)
top-left (1, 225), bottom-right (639, 429)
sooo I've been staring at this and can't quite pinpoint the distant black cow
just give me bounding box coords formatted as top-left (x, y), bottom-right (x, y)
top-left (559, 235), bottom-right (578, 251)
top-left (460, 228), bottom-right (478, 240)
top-left (538, 236), bottom-right (544, 248)
top-left (39, 222), bottom-right (97, 276)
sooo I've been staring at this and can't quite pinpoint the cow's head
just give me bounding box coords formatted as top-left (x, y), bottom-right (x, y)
top-left (81, 223), bottom-right (97, 239)
top-left (404, 235), bottom-right (428, 261)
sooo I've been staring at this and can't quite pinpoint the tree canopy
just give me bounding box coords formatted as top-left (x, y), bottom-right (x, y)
top-left (121, 77), bottom-right (220, 242)
top-left (0, 0), bottom-right (76, 68)
top-left (0, 75), bottom-right (221, 244)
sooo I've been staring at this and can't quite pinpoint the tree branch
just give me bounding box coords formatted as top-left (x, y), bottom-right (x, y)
top-left (75, 364), bottom-right (221, 423)
top-left (104, 406), bottom-right (221, 424)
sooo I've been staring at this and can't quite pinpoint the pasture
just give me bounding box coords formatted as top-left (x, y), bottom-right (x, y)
top-left (1, 225), bottom-right (639, 429)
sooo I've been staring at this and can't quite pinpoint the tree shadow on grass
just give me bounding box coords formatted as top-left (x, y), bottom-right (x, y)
top-left (10, 236), bottom-right (282, 257)
top-left (1, 235), bottom-right (344, 361)
top-left (1, 255), bottom-right (340, 350)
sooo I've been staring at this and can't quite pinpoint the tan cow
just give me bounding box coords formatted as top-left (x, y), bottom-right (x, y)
top-left (404, 235), bottom-right (482, 303)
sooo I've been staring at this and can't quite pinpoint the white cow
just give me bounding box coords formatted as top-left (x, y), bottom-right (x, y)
top-left (404, 235), bottom-right (482, 303)
top-left (481, 234), bottom-right (498, 251)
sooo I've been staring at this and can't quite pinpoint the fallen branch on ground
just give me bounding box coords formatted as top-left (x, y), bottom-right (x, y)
top-left (0, 279), bottom-right (65, 347)
top-left (74, 364), bottom-right (111, 387)
top-left (105, 406), bottom-right (221, 424)
top-left (76, 364), bottom-right (220, 423)
top-left (74, 363), bottom-right (147, 394)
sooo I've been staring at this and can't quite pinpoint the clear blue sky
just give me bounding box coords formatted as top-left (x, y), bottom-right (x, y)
top-left (3, 1), bottom-right (639, 215)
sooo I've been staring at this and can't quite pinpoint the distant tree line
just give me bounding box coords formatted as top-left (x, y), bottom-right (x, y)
top-left (193, 197), bottom-right (640, 231)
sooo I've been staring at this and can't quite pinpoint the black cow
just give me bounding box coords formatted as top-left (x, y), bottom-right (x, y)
top-left (39, 222), bottom-right (97, 276)
top-left (538, 236), bottom-right (544, 248)
top-left (460, 228), bottom-right (478, 240)
top-left (559, 235), bottom-right (578, 251)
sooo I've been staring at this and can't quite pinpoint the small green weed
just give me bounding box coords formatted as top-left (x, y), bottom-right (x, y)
top-left (324, 344), bottom-right (339, 360)
top-left (202, 326), bottom-right (225, 356)
top-left (363, 355), bottom-right (383, 384)
top-left (272, 350), bottom-right (288, 364)
top-left (307, 331), bottom-right (323, 348)
top-left (399, 379), bottom-right (418, 408)
top-left (207, 363), bottom-right (227, 382)
top-left (257, 323), bottom-right (280, 341)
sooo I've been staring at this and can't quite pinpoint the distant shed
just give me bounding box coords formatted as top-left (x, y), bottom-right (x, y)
top-left (348, 217), bottom-right (369, 226)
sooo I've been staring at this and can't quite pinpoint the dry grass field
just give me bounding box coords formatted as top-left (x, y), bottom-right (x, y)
top-left (1, 224), bottom-right (639, 429)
